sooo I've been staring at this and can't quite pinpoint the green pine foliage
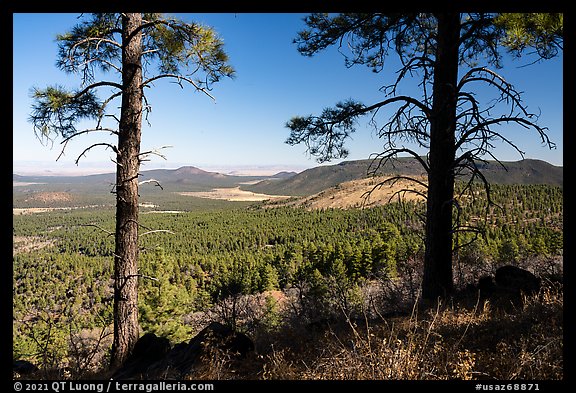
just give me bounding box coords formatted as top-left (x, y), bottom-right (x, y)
top-left (495, 13), bottom-right (563, 59)
top-left (13, 182), bottom-right (562, 368)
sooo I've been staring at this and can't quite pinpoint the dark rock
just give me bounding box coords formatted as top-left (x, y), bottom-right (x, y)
top-left (112, 332), bottom-right (170, 379)
top-left (114, 322), bottom-right (254, 379)
top-left (495, 265), bottom-right (541, 295)
top-left (477, 275), bottom-right (496, 297)
top-left (161, 322), bottom-right (254, 376)
top-left (160, 341), bottom-right (200, 376)
top-left (131, 332), bottom-right (172, 361)
top-left (191, 321), bottom-right (254, 358)
top-left (13, 359), bottom-right (38, 375)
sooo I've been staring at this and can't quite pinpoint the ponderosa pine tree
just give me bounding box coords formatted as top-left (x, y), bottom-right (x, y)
top-left (285, 13), bottom-right (562, 300)
top-left (29, 13), bottom-right (234, 368)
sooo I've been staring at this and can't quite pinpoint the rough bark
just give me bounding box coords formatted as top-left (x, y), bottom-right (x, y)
top-left (421, 13), bottom-right (461, 300)
top-left (111, 13), bottom-right (143, 369)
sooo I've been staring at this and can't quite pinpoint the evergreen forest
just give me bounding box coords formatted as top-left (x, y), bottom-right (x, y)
top-left (12, 181), bottom-right (563, 376)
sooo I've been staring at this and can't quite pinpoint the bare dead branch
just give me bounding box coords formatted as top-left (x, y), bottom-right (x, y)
top-left (385, 55), bottom-right (435, 98)
top-left (453, 155), bottom-right (504, 217)
top-left (117, 274), bottom-right (159, 293)
top-left (368, 148), bottom-right (430, 175)
top-left (455, 116), bottom-right (552, 153)
top-left (79, 223), bottom-right (114, 237)
top-left (72, 57), bottom-right (122, 75)
top-left (74, 143), bottom-right (118, 165)
top-left (68, 36), bottom-right (122, 53)
top-left (388, 187), bottom-right (428, 202)
top-left (139, 229), bottom-right (175, 236)
top-left (61, 36), bottom-right (122, 83)
top-left (364, 95), bottom-right (432, 119)
top-left (97, 92), bottom-right (123, 128)
top-left (57, 128), bottom-right (118, 161)
top-left (128, 274), bottom-right (159, 283)
top-left (142, 48), bottom-right (160, 56)
top-left (361, 175), bottom-right (428, 209)
top-left (142, 74), bottom-right (216, 101)
top-left (380, 175), bottom-right (429, 191)
top-left (138, 179), bottom-right (163, 190)
top-left (60, 128), bottom-right (119, 145)
top-left (105, 114), bottom-right (121, 124)
top-left (73, 81), bottom-right (123, 100)
top-left (123, 218), bottom-right (174, 236)
top-left (138, 145), bottom-right (172, 163)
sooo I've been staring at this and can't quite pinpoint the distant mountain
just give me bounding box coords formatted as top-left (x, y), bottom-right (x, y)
top-left (13, 158), bottom-right (562, 198)
top-left (138, 166), bottom-right (230, 187)
top-left (270, 171), bottom-right (298, 179)
top-left (242, 158), bottom-right (563, 196)
top-left (173, 166), bottom-right (215, 176)
top-left (470, 159), bottom-right (563, 187)
top-left (14, 166), bottom-right (279, 193)
top-left (242, 158), bottom-right (426, 196)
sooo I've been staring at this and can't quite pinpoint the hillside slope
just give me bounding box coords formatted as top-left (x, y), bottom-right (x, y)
top-left (244, 158), bottom-right (562, 196)
top-left (243, 158), bottom-right (425, 196)
top-left (266, 175), bottom-right (427, 210)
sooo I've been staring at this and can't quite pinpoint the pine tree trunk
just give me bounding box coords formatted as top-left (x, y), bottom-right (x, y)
top-left (421, 13), bottom-right (460, 300)
top-left (110, 13), bottom-right (143, 369)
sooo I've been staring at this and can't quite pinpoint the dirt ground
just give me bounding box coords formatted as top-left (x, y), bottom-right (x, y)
top-left (178, 187), bottom-right (292, 202)
top-left (13, 207), bottom-right (74, 215)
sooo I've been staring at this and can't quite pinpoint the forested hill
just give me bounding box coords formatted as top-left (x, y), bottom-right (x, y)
top-left (470, 159), bottom-right (563, 187)
top-left (242, 158), bottom-right (563, 197)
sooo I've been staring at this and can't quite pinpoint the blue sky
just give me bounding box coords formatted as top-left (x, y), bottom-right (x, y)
top-left (13, 13), bottom-right (563, 175)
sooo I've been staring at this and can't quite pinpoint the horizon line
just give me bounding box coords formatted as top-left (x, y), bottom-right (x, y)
top-left (13, 156), bottom-right (564, 177)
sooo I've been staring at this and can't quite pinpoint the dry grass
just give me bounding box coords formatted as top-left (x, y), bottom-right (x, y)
top-left (253, 284), bottom-right (563, 380)
top-left (166, 280), bottom-right (562, 381)
top-left (263, 175), bottom-right (427, 210)
top-left (15, 273), bottom-right (562, 381)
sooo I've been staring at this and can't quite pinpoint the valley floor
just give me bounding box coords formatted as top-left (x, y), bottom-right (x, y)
top-left (178, 187), bottom-right (291, 202)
